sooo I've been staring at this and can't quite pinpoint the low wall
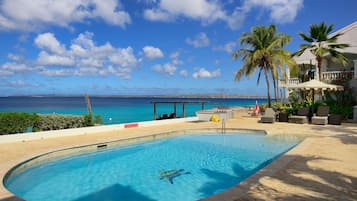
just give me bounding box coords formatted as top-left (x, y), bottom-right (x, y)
top-left (0, 117), bottom-right (198, 144)
top-left (196, 109), bottom-right (233, 121)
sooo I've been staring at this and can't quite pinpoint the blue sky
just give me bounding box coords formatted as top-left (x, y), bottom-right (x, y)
top-left (0, 0), bottom-right (356, 96)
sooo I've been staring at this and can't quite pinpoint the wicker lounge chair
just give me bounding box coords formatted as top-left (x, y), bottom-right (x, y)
top-left (288, 107), bottom-right (310, 124)
top-left (311, 106), bottom-right (329, 125)
top-left (260, 108), bottom-right (276, 123)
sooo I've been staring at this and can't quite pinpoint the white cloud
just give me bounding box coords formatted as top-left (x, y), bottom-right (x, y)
top-left (241, 0), bottom-right (303, 24)
top-left (0, 0), bottom-right (131, 31)
top-left (35, 33), bottom-right (66, 54)
top-left (163, 63), bottom-right (176, 75)
top-left (142, 46), bottom-right (164, 60)
top-left (143, 0), bottom-right (225, 23)
top-left (212, 41), bottom-right (236, 53)
top-left (37, 51), bottom-right (74, 66)
top-left (169, 51), bottom-right (183, 65)
top-left (10, 80), bottom-right (26, 87)
top-left (143, 9), bottom-right (174, 22)
top-left (29, 31), bottom-right (140, 79)
top-left (151, 63), bottom-right (176, 76)
top-left (109, 47), bottom-right (139, 69)
top-left (39, 69), bottom-right (74, 77)
top-left (179, 70), bottom-right (188, 77)
top-left (186, 32), bottom-right (210, 48)
top-left (91, 0), bottom-right (131, 26)
top-left (1, 62), bottom-right (31, 72)
top-left (0, 61), bottom-right (36, 76)
top-left (0, 69), bottom-right (13, 76)
top-left (142, 0), bottom-right (303, 29)
top-left (224, 8), bottom-right (245, 30)
top-left (192, 68), bottom-right (221, 79)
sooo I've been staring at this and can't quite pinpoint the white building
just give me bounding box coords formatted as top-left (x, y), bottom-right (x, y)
top-left (280, 21), bottom-right (357, 98)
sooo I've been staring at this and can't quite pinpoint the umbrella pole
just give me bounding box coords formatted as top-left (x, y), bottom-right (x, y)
top-left (312, 89), bottom-right (315, 116)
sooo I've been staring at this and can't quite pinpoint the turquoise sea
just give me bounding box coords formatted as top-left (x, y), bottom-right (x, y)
top-left (0, 97), bottom-right (266, 125)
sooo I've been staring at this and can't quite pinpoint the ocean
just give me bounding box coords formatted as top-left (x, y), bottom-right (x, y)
top-left (0, 97), bottom-right (266, 125)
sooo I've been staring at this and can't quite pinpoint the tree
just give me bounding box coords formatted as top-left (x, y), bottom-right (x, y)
top-left (295, 22), bottom-right (349, 80)
top-left (233, 25), bottom-right (296, 107)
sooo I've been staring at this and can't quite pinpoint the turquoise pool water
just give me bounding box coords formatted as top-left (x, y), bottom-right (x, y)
top-left (5, 132), bottom-right (300, 201)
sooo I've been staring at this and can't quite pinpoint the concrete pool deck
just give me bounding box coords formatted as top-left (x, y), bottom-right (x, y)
top-left (1, 112), bottom-right (357, 201)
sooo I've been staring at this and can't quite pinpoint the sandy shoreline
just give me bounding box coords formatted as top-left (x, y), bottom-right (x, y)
top-left (1, 110), bottom-right (357, 201)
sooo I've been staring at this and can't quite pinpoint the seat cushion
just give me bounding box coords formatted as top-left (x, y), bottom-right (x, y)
top-left (289, 115), bottom-right (308, 124)
top-left (311, 116), bottom-right (328, 125)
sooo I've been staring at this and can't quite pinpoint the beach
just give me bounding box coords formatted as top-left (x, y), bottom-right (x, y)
top-left (1, 109), bottom-right (356, 201)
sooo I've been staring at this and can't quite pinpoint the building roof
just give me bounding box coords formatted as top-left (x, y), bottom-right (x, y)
top-left (331, 21), bottom-right (357, 54)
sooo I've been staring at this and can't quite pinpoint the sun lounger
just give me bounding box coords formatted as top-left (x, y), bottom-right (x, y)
top-left (288, 107), bottom-right (310, 124)
top-left (260, 108), bottom-right (276, 123)
top-left (311, 106), bottom-right (329, 125)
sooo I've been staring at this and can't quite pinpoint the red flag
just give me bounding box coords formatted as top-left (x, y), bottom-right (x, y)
top-left (254, 100), bottom-right (259, 116)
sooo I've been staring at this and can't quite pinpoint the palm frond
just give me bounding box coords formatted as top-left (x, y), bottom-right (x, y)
top-left (256, 68), bottom-right (262, 85)
top-left (327, 32), bottom-right (343, 43)
top-left (234, 67), bottom-right (246, 81)
top-left (328, 49), bottom-right (349, 66)
top-left (232, 49), bottom-right (252, 60)
top-left (328, 43), bottom-right (350, 49)
top-left (299, 32), bottom-right (314, 43)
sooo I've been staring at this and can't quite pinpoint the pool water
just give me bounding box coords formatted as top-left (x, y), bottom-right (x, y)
top-left (5, 133), bottom-right (300, 201)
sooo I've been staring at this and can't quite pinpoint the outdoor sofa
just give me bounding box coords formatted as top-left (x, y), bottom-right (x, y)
top-left (288, 107), bottom-right (310, 124)
top-left (311, 106), bottom-right (329, 125)
top-left (260, 108), bottom-right (276, 123)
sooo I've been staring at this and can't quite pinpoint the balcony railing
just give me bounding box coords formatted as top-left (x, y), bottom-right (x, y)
top-left (279, 78), bottom-right (300, 87)
top-left (322, 70), bottom-right (354, 81)
top-left (280, 70), bottom-right (354, 87)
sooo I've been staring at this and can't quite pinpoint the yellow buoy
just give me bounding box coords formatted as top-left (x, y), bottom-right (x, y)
top-left (210, 114), bottom-right (220, 122)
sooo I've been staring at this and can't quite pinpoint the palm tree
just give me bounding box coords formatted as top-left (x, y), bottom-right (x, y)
top-left (295, 22), bottom-right (349, 80)
top-left (232, 25), bottom-right (296, 107)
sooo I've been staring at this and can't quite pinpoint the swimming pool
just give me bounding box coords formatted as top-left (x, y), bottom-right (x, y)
top-left (4, 131), bottom-right (301, 201)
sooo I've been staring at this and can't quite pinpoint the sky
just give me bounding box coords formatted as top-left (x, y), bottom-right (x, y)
top-left (0, 0), bottom-right (356, 96)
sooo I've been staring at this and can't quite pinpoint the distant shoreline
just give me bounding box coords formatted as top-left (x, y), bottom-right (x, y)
top-left (0, 95), bottom-right (267, 99)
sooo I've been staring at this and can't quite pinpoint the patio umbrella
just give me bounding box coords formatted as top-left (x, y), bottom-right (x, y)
top-left (287, 79), bottom-right (344, 102)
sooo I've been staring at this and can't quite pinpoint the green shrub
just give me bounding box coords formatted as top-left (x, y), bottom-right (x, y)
top-left (83, 113), bottom-right (103, 126)
top-left (84, 113), bottom-right (94, 127)
top-left (281, 104), bottom-right (297, 115)
top-left (94, 115), bottom-right (103, 125)
top-left (1, 112), bottom-right (104, 134)
top-left (33, 114), bottom-right (85, 131)
top-left (0, 112), bottom-right (38, 135)
top-left (259, 104), bottom-right (266, 113)
top-left (325, 90), bottom-right (354, 119)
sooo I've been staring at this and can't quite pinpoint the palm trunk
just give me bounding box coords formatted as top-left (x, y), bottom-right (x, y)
top-left (272, 77), bottom-right (277, 102)
top-left (264, 68), bottom-right (271, 107)
top-left (317, 56), bottom-right (322, 80)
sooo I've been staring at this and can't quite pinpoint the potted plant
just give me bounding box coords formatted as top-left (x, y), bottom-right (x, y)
top-left (278, 105), bottom-right (293, 122)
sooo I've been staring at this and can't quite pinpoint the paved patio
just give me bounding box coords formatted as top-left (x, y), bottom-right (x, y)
top-left (1, 112), bottom-right (357, 201)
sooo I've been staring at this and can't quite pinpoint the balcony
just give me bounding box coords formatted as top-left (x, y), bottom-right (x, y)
top-left (322, 70), bottom-right (354, 81)
top-left (280, 70), bottom-right (355, 87)
top-left (279, 78), bottom-right (300, 87)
